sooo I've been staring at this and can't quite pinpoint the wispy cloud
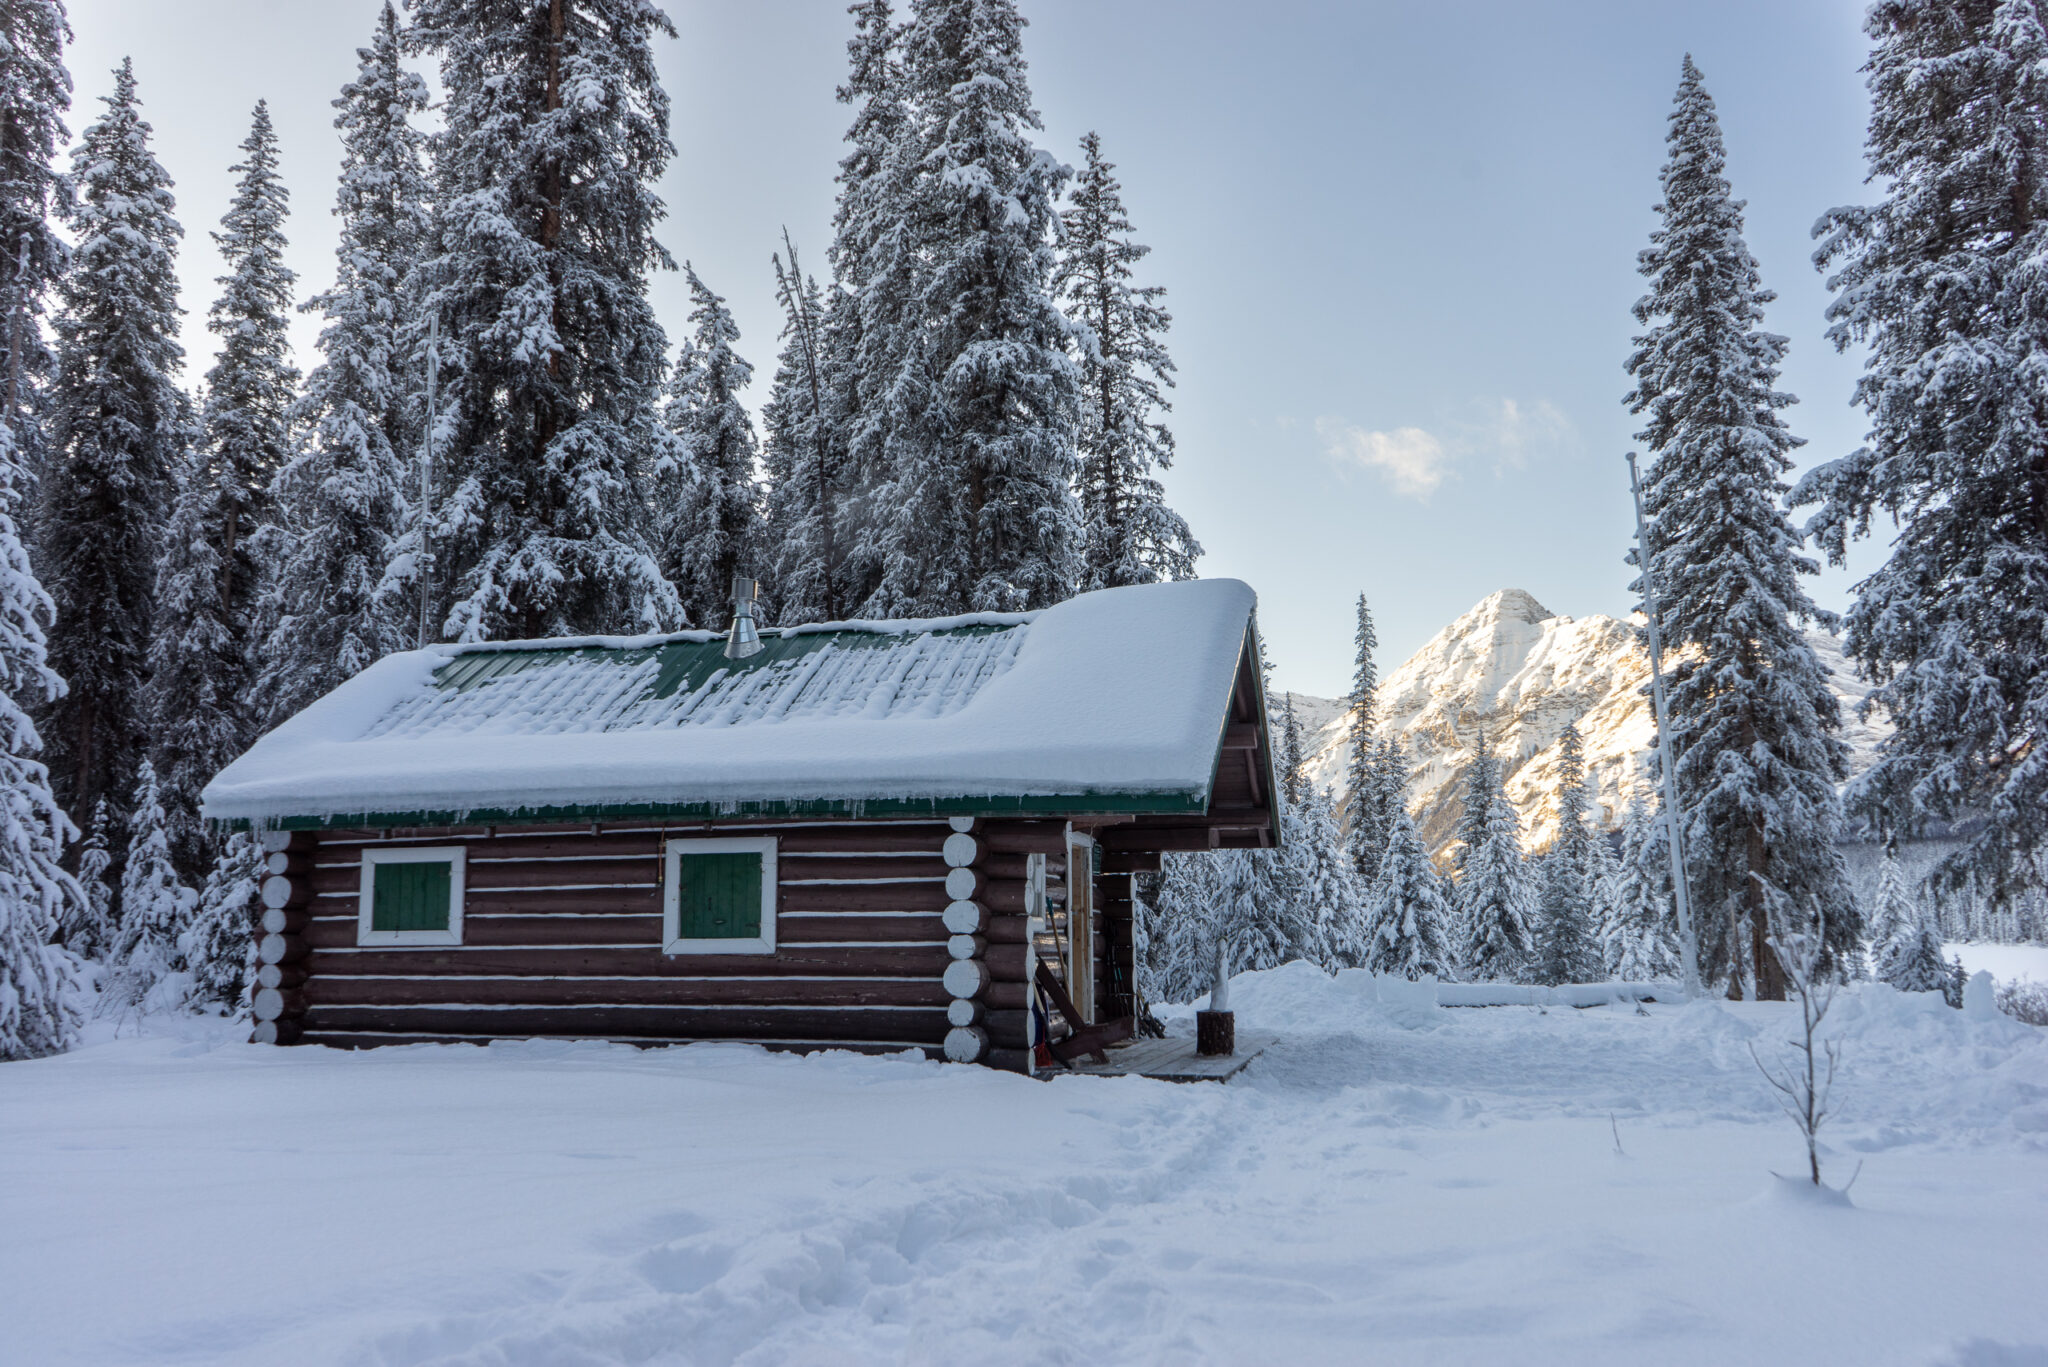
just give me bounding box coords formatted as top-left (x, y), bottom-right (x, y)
top-left (1317, 397), bottom-right (1575, 500)
top-left (1317, 419), bottom-right (1451, 498)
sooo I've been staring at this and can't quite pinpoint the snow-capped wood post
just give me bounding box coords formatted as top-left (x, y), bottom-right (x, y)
top-left (251, 828), bottom-right (315, 1044)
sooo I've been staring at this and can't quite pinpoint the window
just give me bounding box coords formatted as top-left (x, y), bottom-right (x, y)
top-left (357, 846), bottom-right (466, 947)
top-left (663, 836), bottom-right (777, 955)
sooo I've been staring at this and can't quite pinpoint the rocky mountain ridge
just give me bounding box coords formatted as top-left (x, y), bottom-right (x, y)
top-left (1284, 589), bottom-right (1887, 861)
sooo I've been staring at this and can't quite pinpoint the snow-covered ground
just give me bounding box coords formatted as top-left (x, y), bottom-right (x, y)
top-left (1950, 941), bottom-right (2048, 985)
top-left (5, 970), bottom-right (2045, 1367)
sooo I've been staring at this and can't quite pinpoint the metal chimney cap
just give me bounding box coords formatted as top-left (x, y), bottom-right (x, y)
top-left (724, 574), bottom-right (763, 659)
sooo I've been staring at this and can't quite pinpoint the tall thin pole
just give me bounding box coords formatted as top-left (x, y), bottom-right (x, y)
top-left (1628, 451), bottom-right (1702, 999)
top-left (417, 313), bottom-right (438, 649)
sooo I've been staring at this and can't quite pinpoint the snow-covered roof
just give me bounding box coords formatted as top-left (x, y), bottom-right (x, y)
top-left (202, 579), bottom-right (1261, 828)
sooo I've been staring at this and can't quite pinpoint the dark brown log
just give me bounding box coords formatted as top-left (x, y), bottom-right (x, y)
top-left (778, 882), bottom-right (950, 913)
top-left (298, 1004), bottom-right (951, 1045)
top-left (977, 880), bottom-right (1033, 914)
top-left (977, 824), bottom-right (1067, 855)
top-left (983, 914), bottom-right (1029, 944)
top-left (776, 914), bottom-right (948, 943)
top-left (985, 1010), bottom-right (1031, 1048)
top-left (464, 859), bottom-right (662, 890)
top-left (259, 907), bottom-right (311, 936)
top-left (985, 942), bottom-right (1032, 983)
top-left (305, 976), bottom-right (949, 1010)
top-left (304, 946), bottom-right (952, 978)
top-left (1099, 851), bottom-right (1160, 874)
top-left (1099, 827), bottom-right (1217, 853)
top-left (255, 963), bottom-right (309, 990)
top-left (464, 887), bottom-right (661, 915)
top-left (307, 915), bottom-right (661, 950)
top-left (984, 980), bottom-right (1030, 1011)
top-left (776, 856), bottom-right (948, 883)
top-left (262, 851), bottom-right (313, 877)
top-left (773, 826), bottom-right (950, 854)
top-left (985, 1047), bottom-right (1033, 1074)
top-left (460, 833), bottom-right (662, 861)
top-left (250, 1018), bottom-right (303, 1045)
top-left (971, 854), bottom-right (1058, 882)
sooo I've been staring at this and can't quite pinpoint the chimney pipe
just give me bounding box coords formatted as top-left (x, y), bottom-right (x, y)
top-left (724, 574), bottom-right (763, 659)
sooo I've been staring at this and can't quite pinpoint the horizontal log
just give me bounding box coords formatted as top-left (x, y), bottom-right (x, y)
top-left (305, 976), bottom-right (949, 1010)
top-left (778, 882), bottom-right (949, 913)
top-left (462, 888), bottom-right (661, 916)
top-left (979, 881), bottom-right (1033, 915)
top-left (984, 1009), bottom-right (1031, 1047)
top-left (972, 853), bottom-right (1067, 882)
top-left (776, 856), bottom-right (947, 883)
top-left (260, 907), bottom-right (309, 936)
top-left (250, 1018), bottom-right (302, 1045)
top-left (466, 859), bottom-right (663, 891)
top-left (304, 946), bottom-right (952, 978)
top-left (985, 1047), bottom-right (1033, 1074)
top-left (258, 933), bottom-right (308, 966)
top-left (774, 826), bottom-right (950, 854)
top-left (253, 987), bottom-right (307, 1021)
top-left (1100, 827), bottom-right (1217, 853)
top-left (313, 825), bottom-right (953, 862)
top-left (1099, 851), bottom-right (1160, 874)
top-left (984, 981), bottom-right (1030, 1011)
top-left (986, 945), bottom-right (1032, 983)
top-left (776, 914), bottom-right (947, 944)
top-left (984, 914), bottom-right (1029, 945)
top-left (298, 1004), bottom-right (951, 1046)
top-left (256, 963), bottom-right (308, 990)
top-left (978, 824), bottom-right (1068, 855)
top-left (307, 915), bottom-right (660, 950)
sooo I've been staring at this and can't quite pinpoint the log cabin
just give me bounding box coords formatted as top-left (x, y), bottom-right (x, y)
top-left (200, 578), bottom-right (1280, 1071)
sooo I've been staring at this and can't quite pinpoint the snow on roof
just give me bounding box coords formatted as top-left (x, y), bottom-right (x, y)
top-left (202, 579), bottom-right (1259, 826)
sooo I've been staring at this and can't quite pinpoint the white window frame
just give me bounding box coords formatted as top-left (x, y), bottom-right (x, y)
top-left (357, 846), bottom-right (467, 947)
top-left (663, 836), bottom-right (778, 956)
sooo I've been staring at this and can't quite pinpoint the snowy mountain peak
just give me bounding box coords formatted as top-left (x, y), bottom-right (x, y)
top-left (1294, 589), bottom-right (1885, 863)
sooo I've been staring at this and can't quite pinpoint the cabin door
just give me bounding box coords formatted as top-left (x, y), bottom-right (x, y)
top-left (1065, 832), bottom-right (1096, 1024)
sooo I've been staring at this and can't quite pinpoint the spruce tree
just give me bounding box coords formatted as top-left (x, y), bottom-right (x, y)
top-left (63, 796), bottom-right (112, 957)
top-left (861, 0), bottom-right (1081, 615)
top-left (182, 829), bottom-right (259, 1013)
top-left (39, 59), bottom-right (183, 827)
top-left (1625, 57), bottom-right (1857, 998)
top-left (0, 0), bottom-right (71, 453)
top-left (1343, 594), bottom-right (1387, 883)
top-left (1533, 723), bottom-right (1603, 984)
top-left (660, 264), bottom-right (759, 628)
top-left (1278, 691), bottom-right (1305, 805)
top-left (1299, 782), bottom-right (1372, 968)
top-left (1865, 847), bottom-right (1919, 970)
top-left (1877, 896), bottom-right (1949, 994)
top-left (147, 102), bottom-right (296, 881)
top-left (1454, 737), bottom-right (1536, 981)
top-left (102, 758), bottom-right (192, 1014)
top-left (408, 0), bottom-right (681, 641)
top-left (1363, 799), bottom-right (1459, 980)
top-left (760, 234), bottom-right (846, 623)
top-left (264, 2), bottom-right (426, 718)
top-left (1797, 1), bottom-right (2048, 899)
top-left (1055, 131), bottom-right (1198, 589)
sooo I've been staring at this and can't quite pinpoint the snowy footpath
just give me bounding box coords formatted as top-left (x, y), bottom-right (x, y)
top-left (4, 966), bottom-right (2046, 1367)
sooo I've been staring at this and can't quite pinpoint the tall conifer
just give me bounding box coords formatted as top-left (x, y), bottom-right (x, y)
top-left (1625, 58), bottom-right (1857, 997)
top-left (1533, 722), bottom-right (1603, 984)
top-left (264, 2), bottom-right (427, 715)
top-left (1055, 131), bottom-right (1197, 588)
top-left (760, 235), bottom-right (846, 623)
top-left (1798, 1), bottom-right (2048, 899)
top-left (39, 59), bottom-right (182, 827)
top-left (407, 0), bottom-right (681, 641)
top-left (660, 265), bottom-right (759, 628)
top-left (1343, 594), bottom-right (1387, 882)
top-left (1454, 734), bottom-right (1535, 981)
top-left (147, 102), bottom-right (296, 880)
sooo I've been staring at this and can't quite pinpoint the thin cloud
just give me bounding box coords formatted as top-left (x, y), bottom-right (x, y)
top-left (1318, 419), bottom-right (1451, 498)
top-left (1478, 397), bottom-right (1573, 473)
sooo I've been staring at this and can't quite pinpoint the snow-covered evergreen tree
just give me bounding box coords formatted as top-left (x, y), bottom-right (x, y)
top-left (0, 0), bottom-right (71, 462)
top-left (181, 829), bottom-right (259, 1014)
top-left (860, 0), bottom-right (1082, 616)
top-left (1055, 130), bottom-right (1197, 589)
top-left (1877, 894), bottom-right (1949, 995)
top-left (1625, 57), bottom-right (1857, 998)
top-left (102, 758), bottom-right (193, 1015)
top-left (1343, 594), bottom-right (1387, 883)
top-left (1602, 794), bottom-right (1678, 980)
top-left (1454, 735), bottom-right (1535, 981)
top-left (39, 59), bottom-right (182, 827)
top-left (0, 411), bottom-right (85, 1057)
top-left (146, 101), bottom-right (296, 882)
top-left (406, 0), bottom-right (681, 641)
top-left (1797, 2), bottom-right (2048, 900)
top-left (1864, 847), bottom-right (1920, 978)
top-left (1363, 799), bottom-right (1459, 980)
top-left (263, 2), bottom-right (426, 719)
top-left (1533, 723), bottom-right (1602, 984)
top-left (659, 264), bottom-right (759, 628)
top-left (1290, 782), bottom-right (1370, 969)
top-left (1278, 691), bottom-right (1305, 805)
top-left (759, 234), bottom-right (847, 624)
top-left (63, 795), bottom-right (112, 957)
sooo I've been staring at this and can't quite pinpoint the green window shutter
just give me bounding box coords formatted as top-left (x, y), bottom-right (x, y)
top-left (373, 861), bottom-right (452, 932)
top-left (675, 852), bottom-right (762, 939)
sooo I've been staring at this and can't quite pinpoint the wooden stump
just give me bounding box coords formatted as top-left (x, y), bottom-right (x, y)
top-left (1196, 1009), bottom-right (1235, 1057)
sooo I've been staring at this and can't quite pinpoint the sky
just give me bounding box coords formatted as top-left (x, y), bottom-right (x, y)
top-left (64, 0), bottom-right (1884, 697)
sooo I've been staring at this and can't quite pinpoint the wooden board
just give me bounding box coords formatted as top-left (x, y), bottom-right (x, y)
top-left (1050, 1033), bottom-right (1275, 1083)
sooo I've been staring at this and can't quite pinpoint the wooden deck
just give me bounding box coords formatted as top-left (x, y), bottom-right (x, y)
top-left (1045, 1033), bottom-right (1276, 1082)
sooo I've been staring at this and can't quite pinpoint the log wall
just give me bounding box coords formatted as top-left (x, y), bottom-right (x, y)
top-left (280, 819), bottom-right (995, 1053)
